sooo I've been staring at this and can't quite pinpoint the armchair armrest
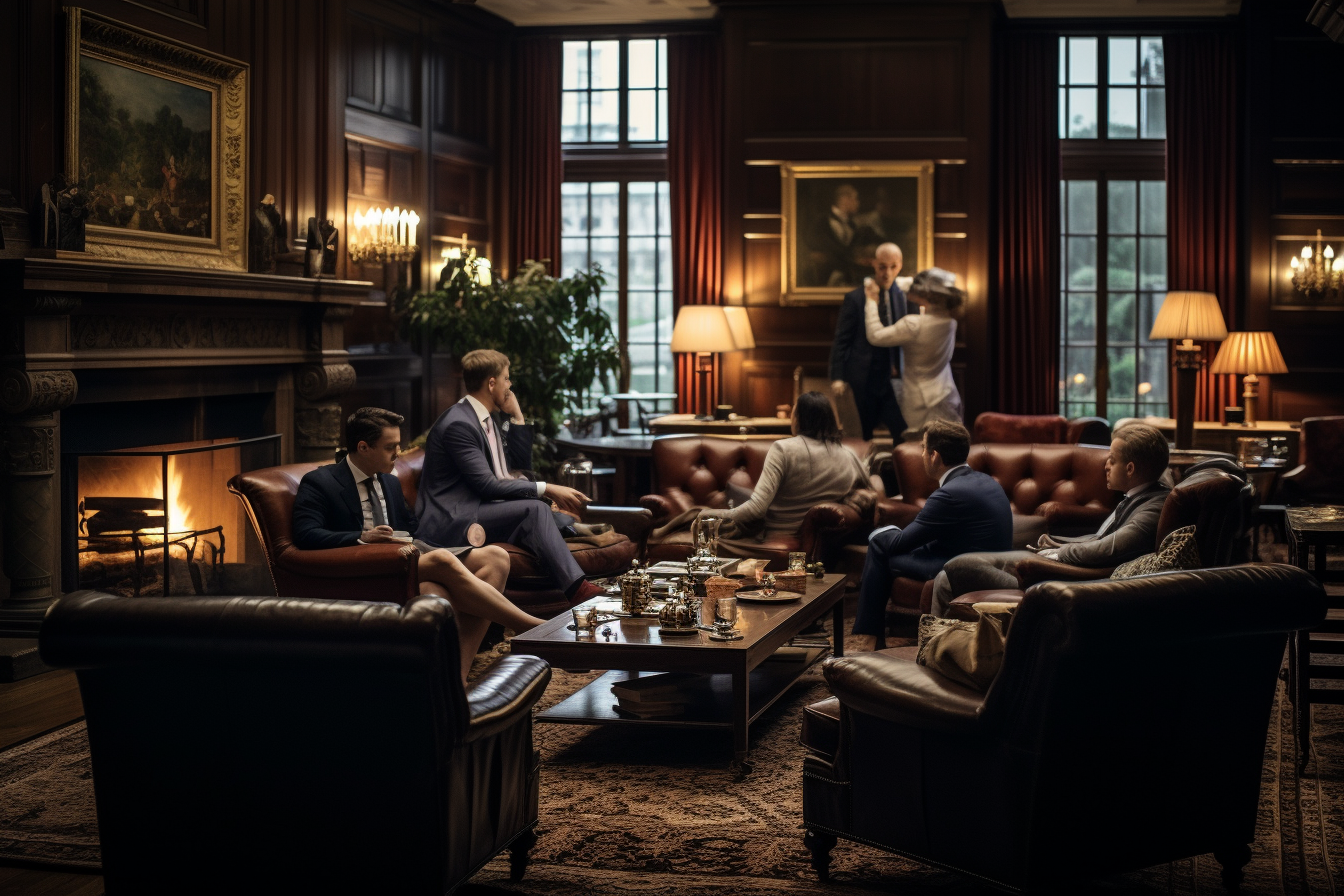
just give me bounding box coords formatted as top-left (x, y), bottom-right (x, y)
top-left (798, 502), bottom-right (863, 561)
top-left (1034, 502), bottom-right (1112, 535)
top-left (639, 494), bottom-right (677, 523)
top-left (1014, 555), bottom-right (1114, 587)
top-left (874, 498), bottom-right (920, 529)
top-left (583, 505), bottom-right (654, 543)
top-left (275, 543), bottom-right (420, 579)
top-left (464, 654), bottom-right (552, 744)
top-left (823, 653), bottom-right (986, 733)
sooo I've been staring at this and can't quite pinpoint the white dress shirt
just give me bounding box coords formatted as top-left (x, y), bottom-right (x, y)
top-left (464, 394), bottom-right (545, 496)
top-left (938, 463), bottom-right (970, 489)
top-left (347, 454), bottom-right (391, 539)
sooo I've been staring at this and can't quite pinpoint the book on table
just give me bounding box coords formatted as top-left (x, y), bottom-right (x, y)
top-left (609, 672), bottom-right (705, 703)
top-left (612, 699), bottom-right (690, 719)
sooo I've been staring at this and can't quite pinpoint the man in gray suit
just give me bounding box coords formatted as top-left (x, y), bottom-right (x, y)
top-left (928, 422), bottom-right (1171, 617)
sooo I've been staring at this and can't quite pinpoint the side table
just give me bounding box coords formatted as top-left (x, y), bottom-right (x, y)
top-left (1286, 505), bottom-right (1344, 774)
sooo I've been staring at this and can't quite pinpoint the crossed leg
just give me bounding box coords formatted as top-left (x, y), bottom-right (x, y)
top-left (417, 545), bottom-right (546, 683)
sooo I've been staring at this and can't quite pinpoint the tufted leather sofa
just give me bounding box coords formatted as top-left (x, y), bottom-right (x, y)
top-left (971, 411), bottom-right (1112, 445)
top-left (39, 589), bottom-right (553, 896)
top-left (800, 564), bottom-right (1326, 892)
top-left (228, 448), bottom-right (651, 618)
top-left (639, 435), bottom-right (873, 569)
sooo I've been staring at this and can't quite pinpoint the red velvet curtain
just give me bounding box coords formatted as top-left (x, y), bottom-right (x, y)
top-left (668, 34), bottom-right (724, 415)
top-left (994, 31), bottom-right (1061, 415)
top-left (508, 39), bottom-right (561, 273)
top-left (1165, 30), bottom-right (1242, 422)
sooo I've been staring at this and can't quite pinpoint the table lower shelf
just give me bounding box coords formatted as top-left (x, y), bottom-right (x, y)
top-left (538, 657), bottom-right (825, 729)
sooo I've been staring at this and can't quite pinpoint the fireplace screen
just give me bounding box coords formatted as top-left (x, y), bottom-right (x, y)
top-left (62, 435), bottom-right (281, 597)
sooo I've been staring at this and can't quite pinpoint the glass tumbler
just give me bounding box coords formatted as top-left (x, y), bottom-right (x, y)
top-left (787, 551), bottom-right (807, 571)
top-left (714, 596), bottom-right (739, 634)
top-left (572, 606), bottom-right (596, 638)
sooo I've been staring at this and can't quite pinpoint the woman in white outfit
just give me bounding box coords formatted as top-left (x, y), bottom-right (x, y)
top-left (863, 267), bottom-right (965, 440)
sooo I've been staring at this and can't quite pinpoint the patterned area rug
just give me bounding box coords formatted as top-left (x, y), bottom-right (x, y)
top-left (1, 661), bottom-right (1340, 894)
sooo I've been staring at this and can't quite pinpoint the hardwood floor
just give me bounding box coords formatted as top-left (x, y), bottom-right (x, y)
top-left (0, 866), bottom-right (103, 896)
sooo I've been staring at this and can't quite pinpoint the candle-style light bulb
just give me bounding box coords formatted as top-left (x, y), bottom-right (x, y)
top-left (477, 257), bottom-right (492, 287)
top-left (408, 211), bottom-right (419, 248)
top-left (1303, 246), bottom-right (1314, 260)
top-left (1291, 257), bottom-right (1300, 270)
top-left (1325, 244), bottom-right (1335, 260)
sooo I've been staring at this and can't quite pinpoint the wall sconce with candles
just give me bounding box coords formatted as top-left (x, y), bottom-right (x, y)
top-left (435, 232), bottom-right (492, 289)
top-left (348, 206), bottom-right (420, 265)
top-left (1148, 290), bottom-right (1228, 450)
top-left (1288, 229), bottom-right (1343, 301)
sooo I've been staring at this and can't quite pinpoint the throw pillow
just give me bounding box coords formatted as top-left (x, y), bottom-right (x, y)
top-left (1110, 525), bottom-right (1201, 579)
top-left (916, 603), bottom-right (1016, 693)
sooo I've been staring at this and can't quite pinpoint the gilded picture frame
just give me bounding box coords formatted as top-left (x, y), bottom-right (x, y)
top-left (65, 7), bottom-right (248, 271)
top-left (780, 161), bottom-right (934, 305)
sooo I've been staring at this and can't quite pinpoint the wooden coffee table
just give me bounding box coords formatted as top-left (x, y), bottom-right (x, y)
top-left (510, 573), bottom-right (848, 764)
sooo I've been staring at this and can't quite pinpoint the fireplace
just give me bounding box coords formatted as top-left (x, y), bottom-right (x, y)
top-left (62, 436), bottom-right (281, 597)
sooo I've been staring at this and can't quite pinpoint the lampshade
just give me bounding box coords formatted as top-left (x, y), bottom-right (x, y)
top-left (721, 306), bottom-right (756, 350)
top-left (1209, 331), bottom-right (1289, 375)
top-left (1148, 291), bottom-right (1229, 341)
top-left (670, 305), bottom-right (738, 353)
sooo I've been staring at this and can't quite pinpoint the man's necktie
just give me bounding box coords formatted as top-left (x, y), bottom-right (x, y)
top-left (879, 287), bottom-right (898, 376)
top-left (1100, 495), bottom-right (1130, 536)
top-left (366, 478), bottom-right (388, 527)
top-left (484, 418), bottom-right (508, 480)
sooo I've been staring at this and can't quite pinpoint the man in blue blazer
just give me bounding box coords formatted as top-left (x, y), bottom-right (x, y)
top-left (292, 406), bottom-right (545, 682)
top-left (415, 350), bottom-right (606, 605)
top-left (830, 241), bottom-right (908, 440)
top-left (850, 419), bottom-right (1012, 651)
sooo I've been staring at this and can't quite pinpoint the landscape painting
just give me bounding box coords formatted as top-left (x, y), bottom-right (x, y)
top-left (78, 55), bottom-right (214, 239)
top-left (65, 8), bottom-right (248, 270)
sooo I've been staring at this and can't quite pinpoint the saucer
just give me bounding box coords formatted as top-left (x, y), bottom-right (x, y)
top-left (657, 625), bottom-right (701, 636)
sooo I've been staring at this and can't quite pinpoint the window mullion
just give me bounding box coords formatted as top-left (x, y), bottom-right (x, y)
top-left (618, 180), bottom-right (630, 393)
top-left (1096, 175), bottom-right (1110, 419)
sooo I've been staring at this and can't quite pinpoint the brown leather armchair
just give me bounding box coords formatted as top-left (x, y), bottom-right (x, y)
top-left (229, 449), bottom-right (652, 618)
top-left (874, 441), bottom-right (1117, 615)
top-left (1279, 415), bottom-right (1344, 505)
top-left (39, 589), bottom-right (553, 896)
top-left (801, 565), bottom-right (1327, 893)
top-left (972, 411), bottom-right (1111, 446)
top-left (639, 435), bottom-right (872, 569)
top-left (945, 459), bottom-right (1259, 620)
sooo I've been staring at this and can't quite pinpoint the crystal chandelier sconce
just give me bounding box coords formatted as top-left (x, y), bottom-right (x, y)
top-left (438, 233), bottom-right (492, 286)
top-left (1289, 229), bottom-right (1343, 300)
top-left (349, 206), bottom-right (420, 264)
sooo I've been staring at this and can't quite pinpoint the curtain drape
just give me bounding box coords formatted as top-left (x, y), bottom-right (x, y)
top-left (668, 34), bottom-right (724, 415)
top-left (1165, 29), bottom-right (1242, 423)
top-left (994, 31), bottom-right (1061, 415)
top-left (508, 39), bottom-right (561, 274)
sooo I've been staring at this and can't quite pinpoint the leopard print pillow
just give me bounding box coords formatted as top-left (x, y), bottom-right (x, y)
top-left (1110, 525), bottom-right (1201, 579)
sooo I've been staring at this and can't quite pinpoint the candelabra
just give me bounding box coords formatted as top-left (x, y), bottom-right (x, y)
top-left (1289, 229), bottom-right (1343, 300)
top-left (348, 206), bottom-right (420, 264)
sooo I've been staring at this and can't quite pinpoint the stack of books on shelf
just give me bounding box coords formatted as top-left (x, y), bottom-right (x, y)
top-left (610, 672), bottom-right (704, 719)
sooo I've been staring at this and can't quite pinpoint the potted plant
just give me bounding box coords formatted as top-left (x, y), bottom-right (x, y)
top-left (395, 257), bottom-right (621, 473)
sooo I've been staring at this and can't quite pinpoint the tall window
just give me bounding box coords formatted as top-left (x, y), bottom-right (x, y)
top-left (562, 39), bottom-right (671, 393)
top-left (1058, 36), bottom-right (1169, 421)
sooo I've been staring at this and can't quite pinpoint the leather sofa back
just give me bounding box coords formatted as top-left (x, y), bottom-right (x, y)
top-left (650, 435), bottom-right (783, 514)
top-left (971, 412), bottom-right (1111, 446)
top-left (892, 441), bottom-right (1115, 517)
top-left (395, 446), bottom-right (426, 508)
top-left (228, 461), bottom-right (327, 561)
top-left (1158, 461), bottom-right (1257, 566)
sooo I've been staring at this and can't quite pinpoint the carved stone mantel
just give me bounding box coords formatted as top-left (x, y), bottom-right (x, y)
top-left (0, 257), bottom-right (375, 634)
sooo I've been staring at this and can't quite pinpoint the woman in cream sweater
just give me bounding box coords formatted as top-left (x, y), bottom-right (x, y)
top-left (863, 266), bottom-right (965, 439)
top-left (715, 391), bottom-right (870, 538)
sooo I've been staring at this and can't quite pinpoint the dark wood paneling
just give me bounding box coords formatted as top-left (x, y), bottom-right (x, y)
top-left (743, 237), bottom-right (782, 306)
top-left (740, 41), bottom-right (966, 139)
top-left (348, 21), bottom-right (380, 108)
top-left (1273, 163), bottom-right (1344, 216)
top-left (934, 161), bottom-right (969, 216)
top-left (741, 360), bottom-right (799, 417)
top-left (434, 157), bottom-right (489, 222)
top-left (346, 12), bottom-right (420, 124)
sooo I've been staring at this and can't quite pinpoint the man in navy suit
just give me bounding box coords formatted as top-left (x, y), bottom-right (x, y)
top-left (830, 241), bottom-right (908, 440)
top-left (292, 406), bottom-right (545, 682)
top-left (850, 419), bottom-right (1012, 652)
top-left (415, 350), bottom-right (607, 605)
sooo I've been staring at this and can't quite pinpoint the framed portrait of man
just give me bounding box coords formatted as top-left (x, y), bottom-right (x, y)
top-left (780, 161), bottom-right (934, 305)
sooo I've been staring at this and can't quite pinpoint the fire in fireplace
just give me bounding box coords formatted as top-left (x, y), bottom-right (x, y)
top-left (62, 436), bottom-right (281, 597)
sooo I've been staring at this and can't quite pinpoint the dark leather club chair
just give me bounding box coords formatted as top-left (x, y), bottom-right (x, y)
top-left (800, 565), bottom-right (1326, 894)
top-left (39, 589), bottom-right (552, 896)
top-left (1279, 415), bottom-right (1344, 505)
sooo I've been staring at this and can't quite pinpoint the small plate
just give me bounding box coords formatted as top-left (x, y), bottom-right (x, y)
top-left (735, 590), bottom-right (802, 603)
top-left (708, 629), bottom-right (744, 641)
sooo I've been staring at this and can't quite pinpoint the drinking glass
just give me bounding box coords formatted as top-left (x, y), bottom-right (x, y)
top-left (787, 551), bottom-right (807, 571)
top-left (714, 595), bottom-right (739, 634)
top-left (572, 606), bottom-right (596, 638)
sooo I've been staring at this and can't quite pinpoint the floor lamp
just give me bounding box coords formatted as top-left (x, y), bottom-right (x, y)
top-left (1209, 332), bottom-right (1289, 427)
top-left (1149, 291), bottom-right (1228, 449)
top-left (670, 306), bottom-right (748, 420)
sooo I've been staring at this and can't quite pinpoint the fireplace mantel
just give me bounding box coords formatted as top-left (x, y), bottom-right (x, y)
top-left (0, 256), bottom-right (378, 635)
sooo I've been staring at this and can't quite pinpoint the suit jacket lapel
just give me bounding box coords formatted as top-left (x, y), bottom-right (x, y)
top-left (331, 460), bottom-right (363, 528)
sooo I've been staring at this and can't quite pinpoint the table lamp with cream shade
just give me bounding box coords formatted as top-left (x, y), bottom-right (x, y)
top-left (1149, 290), bottom-right (1229, 449)
top-left (1209, 331), bottom-right (1289, 427)
top-left (670, 305), bottom-right (755, 419)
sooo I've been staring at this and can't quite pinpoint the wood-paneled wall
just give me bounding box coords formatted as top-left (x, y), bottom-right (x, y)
top-left (1241, 0), bottom-right (1344, 423)
top-left (718, 1), bottom-right (994, 419)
